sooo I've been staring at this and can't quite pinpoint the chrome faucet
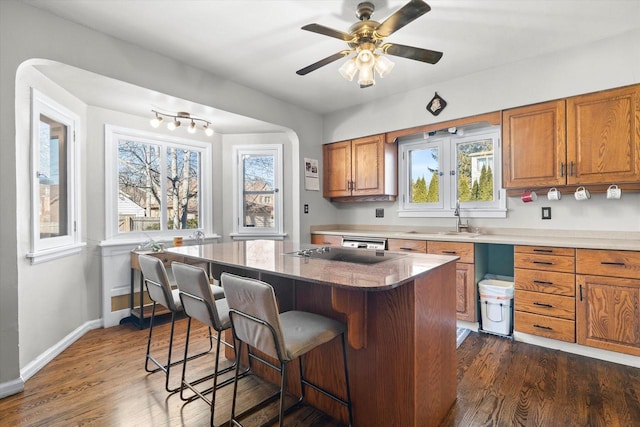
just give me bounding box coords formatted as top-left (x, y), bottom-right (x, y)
top-left (454, 200), bottom-right (469, 233)
top-left (191, 230), bottom-right (205, 244)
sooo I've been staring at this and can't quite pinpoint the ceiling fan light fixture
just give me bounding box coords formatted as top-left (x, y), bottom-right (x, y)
top-left (339, 57), bottom-right (358, 81)
top-left (374, 54), bottom-right (395, 78)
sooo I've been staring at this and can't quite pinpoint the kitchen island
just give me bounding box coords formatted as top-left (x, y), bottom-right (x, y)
top-left (168, 240), bottom-right (459, 427)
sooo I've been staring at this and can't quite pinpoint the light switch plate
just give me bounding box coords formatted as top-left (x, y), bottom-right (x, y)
top-left (542, 207), bottom-right (551, 220)
top-left (375, 208), bottom-right (384, 218)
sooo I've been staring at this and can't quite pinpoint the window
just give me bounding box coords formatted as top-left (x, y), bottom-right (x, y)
top-left (232, 145), bottom-right (284, 239)
top-left (28, 89), bottom-right (83, 263)
top-left (398, 126), bottom-right (505, 217)
top-left (105, 126), bottom-right (212, 239)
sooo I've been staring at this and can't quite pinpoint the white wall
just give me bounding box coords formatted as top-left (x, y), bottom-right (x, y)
top-left (0, 0), bottom-right (324, 393)
top-left (322, 29), bottom-right (640, 233)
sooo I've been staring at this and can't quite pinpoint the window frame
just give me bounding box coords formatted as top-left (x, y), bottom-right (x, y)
top-left (398, 126), bottom-right (506, 218)
top-left (231, 144), bottom-right (284, 239)
top-left (27, 89), bottom-right (84, 264)
top-left (104, 125), bottom-right (212, 240)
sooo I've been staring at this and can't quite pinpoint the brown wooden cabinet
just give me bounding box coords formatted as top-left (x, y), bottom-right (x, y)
top-left (503, 100), bottom-right (566, 188)
top-left (310, 234), bottom-right (343, 246)
top-left (428, 241), bottom-right (476, 322)
top-left (322, 134), bottom-right (397, 201)
top-left (514, 245), bottom-right (576, 343)
top-left (387, 238), bottom-right (427, 253)
top-left (576, 249), bottom-right (640, 356)
top-left (503, 84), bottom-right (640, 189)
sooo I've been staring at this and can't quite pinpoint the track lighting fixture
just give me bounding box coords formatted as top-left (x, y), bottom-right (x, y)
top-left (149, 110), bottom-right (214, 136)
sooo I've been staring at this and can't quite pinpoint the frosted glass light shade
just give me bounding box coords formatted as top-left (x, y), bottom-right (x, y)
top-left (375, 55), bottom-right (395, 78)
top-left (339, 58), bottom-right (358, 81)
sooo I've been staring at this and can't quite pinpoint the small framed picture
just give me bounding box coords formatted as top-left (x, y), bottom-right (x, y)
top-left (426, 92), bottom-right (446, 116)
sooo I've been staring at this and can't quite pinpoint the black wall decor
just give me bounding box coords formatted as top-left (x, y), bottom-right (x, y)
top-left (426, 92), bottom-right (447, 116)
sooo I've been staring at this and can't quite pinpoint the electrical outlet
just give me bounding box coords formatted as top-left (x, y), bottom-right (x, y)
top-left (542, 207), bottom-right (551, 220)
top-left (375, 208), bottom-right (384, 218)
top-left (304, 204), bottom-right (309, 214)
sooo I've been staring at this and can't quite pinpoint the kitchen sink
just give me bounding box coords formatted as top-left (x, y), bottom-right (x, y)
top-left (437, 231), bottom-right (482, 238)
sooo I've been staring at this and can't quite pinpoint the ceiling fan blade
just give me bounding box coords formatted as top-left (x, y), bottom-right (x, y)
top-left (382, 43), bottom-right (443, 64)
top-left (296, 51), bottom-right (350, 75)
top-left (375, 0), bottom-right (431, 38)
top-left (302, 23), bottom-right (354, 42)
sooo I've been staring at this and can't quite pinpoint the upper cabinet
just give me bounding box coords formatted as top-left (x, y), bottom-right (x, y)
top-left (567, 85), bottom-right (640, 185)
top-left (502, 100), bottom-right (566, 188)
top-left (502, 84), bottom-right (640, 189)
top-left (323, 134), bottom-right (397, 201)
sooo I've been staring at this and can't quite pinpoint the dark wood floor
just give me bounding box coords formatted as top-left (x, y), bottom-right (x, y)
top-left (1, 318), bottom-right (639, 426)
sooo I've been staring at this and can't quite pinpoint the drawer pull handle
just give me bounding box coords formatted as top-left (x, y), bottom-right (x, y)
top-left (399, 247), bottom-right (414, 251)
top-left (533, 280), bottom-right (553, 285)
top-left (533, 249), bottom-right (553, 253)
top-left (533, 324), bottom-right (553, 330)
top-left (533, 302), bottom-right (553, 308)
top-left (600, 261), bottom-right (625, 266)
top-left (442, 251), bottom-right (457, 254)
top-left (533, 261), bottom-right (553, 265)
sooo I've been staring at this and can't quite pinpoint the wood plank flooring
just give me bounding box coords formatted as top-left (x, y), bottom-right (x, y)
top-left (1, 318), bottom-right (639, 426)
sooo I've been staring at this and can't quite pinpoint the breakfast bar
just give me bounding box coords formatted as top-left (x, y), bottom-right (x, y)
top-left (168, 240), bottom-right (459, 427)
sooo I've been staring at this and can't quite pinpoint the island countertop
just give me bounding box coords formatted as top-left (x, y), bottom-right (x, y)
top-left (167, 239), bottom-right (458, 291)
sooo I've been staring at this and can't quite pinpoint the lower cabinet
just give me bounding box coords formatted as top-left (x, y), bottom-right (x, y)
top-left (311, 234), bottom-right (343, 246)
top-left (428, 241), bottom-right (476, 322)
top-left (514, 245), bottom-right (576, 342)
top-left (576, 249), bottom-right (640, 356)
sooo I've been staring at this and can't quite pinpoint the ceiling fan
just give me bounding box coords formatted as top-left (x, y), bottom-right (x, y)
top-left (296, 0), bottom-right (443, 88)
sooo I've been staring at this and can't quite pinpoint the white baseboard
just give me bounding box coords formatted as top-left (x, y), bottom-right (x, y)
top-left (514, 331), bottom-right (640, 368)
top-left (20, 319), bottom-right (103, 383)
top-left (0, 377), bottom-right (25, 399)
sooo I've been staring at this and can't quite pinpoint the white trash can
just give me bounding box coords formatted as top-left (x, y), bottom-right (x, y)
top-left (479, 278), bottom-right (514, 336)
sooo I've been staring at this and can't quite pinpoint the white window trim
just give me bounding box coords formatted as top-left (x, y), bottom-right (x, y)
top-left (104, 125), bottom-right (213, 241)
top-left (398, 126), bottom-right (506, 218)
top-left (27, 89), bottom-right (84, 264)
top-left (231, 144), bottom-right (285, 239)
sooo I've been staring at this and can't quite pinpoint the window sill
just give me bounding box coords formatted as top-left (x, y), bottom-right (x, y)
top-left (230, 232), bottom-right (287, 241)
top-left (26, 242), bottom-right (87, 265)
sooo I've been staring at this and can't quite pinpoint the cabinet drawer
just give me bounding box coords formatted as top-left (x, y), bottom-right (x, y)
top-left (387, 239), bottom-right (427, 253)
top-left (515, 246), bottom-right (575, 257)
top-left (576, 249), bottom-right (640, 279)
top-left (514, 252), bottom-right (575, 273)
top-left (311, 234), bottom-right (343, 246)
top-left (514, 268), bottom-right (575, 296)
top-left (515, 311), bottom-right (575, 342)
top-left (515, 290), bottom-right (575, 320)
top-left (428, 241), bottom-right (474, 263)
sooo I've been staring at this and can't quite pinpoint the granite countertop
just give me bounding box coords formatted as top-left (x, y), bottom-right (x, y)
top-left (167, 240), bottom-right (458, 291)
top-left (311, 226), bottom-right (640, 251)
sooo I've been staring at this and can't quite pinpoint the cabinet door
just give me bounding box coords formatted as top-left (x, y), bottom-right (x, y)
top-left (567, 84), bottom-right (640, 184)
top-left (351, 135), bottom-right (385, 196)
top-left (323, 140), bottom-right (352, 198)
top-left (576, 274), bottom-right (640, 356)
top-left (456, 262), bottom-right (476, 322)
top-left (502, 100), bottom-right (567, 188)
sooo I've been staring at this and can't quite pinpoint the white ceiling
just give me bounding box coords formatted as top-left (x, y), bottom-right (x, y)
top-left (23, 0), bottom-right (640, 121)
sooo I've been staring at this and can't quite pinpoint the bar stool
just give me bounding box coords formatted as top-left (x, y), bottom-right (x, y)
top-left (138, 255), bottom-right (223, 393)
top-left (172, 262), bottom-right (247, 427)
top-left (222, 272), bottom-right (353, 427)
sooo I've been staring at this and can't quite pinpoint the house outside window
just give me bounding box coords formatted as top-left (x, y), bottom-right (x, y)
top-left (398, 126), bottom-right (506, 218)
top-left (105, 126), bottom-right (212, 239)
top-left (232, 145), bottom-right (284, 239)
top-left (27, 89), bottom-right (84, 264)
